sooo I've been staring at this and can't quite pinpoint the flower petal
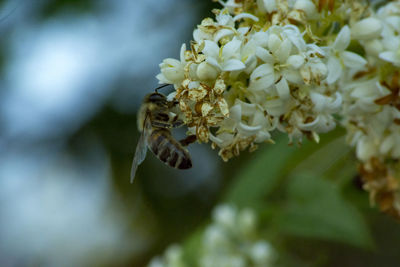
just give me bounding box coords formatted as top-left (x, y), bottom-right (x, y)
top-left (326, 56), bottom-right (342, 84)
top-left (379, 51), bottom-right (400, 66)
top-left (206, 56), bottom-right (221, 69)
top-left (333, 25), bottom-right (350, 51)
top-left (275, 77), bottom-right (290, 99)
top-left (351, 18), bottom-right (382, 40)
top-left (255, 130), bottom-right (271, 142)
top-left (256, 47), bottom-right (274, 63)
top-left (233, 13), bottom-right (259, 22)
top-left (214, 29), bottom-right (235, 42)
top-left (267, 33), bottom-right (281, 53)
top-left (244, 55), bottom-right (258, 74)
top-left (230, 104), bottom-right (242, 122)
top-left (210, 132), bottom-right (234, 147)
top-left (341, 51), bottom-right (367, 68)
top-left (179, 43), bottom-right (186, 62)
top-left (249, 64), bottom-right (275, 90)
top-left (282, 68), bottom-right (303, 84)
top-left (222, 39), bottom-right (242, 59)
top-left (237, 122), bottom-right (263, 136)
top-left (283, 25), bottom-right (306, 52)
top-left (222, 59), bottom-right (246, 71)
top-left (250, 63), bottom-right (274, 80)
top-left (275, 38), bottom-right (292, 63)
top-left (235, 99), bottom-right (257, 116)
top-left (203, 40), bottom-right (220, 59)
top-left (263, 0), bottom-right (277, 13)
top-left (197, 62), bottom-right (219, 80)
top-left (237, 27), bottom-right (251, 36)
top-left (252, 31), bottom-right (269, 47)
top-left (287, 55), bottom-right (304, 69)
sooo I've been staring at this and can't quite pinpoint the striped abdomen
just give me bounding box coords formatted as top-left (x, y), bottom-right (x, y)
top-left (148, 129), bottom-right (192, 169)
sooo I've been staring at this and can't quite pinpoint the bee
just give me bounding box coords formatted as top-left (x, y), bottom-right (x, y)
top-left (130, 85), bottom-right (196, 182)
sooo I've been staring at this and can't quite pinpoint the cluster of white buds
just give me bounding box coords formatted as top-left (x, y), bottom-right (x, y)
top-left (148, 204), bottom-right (275, 267)
top-left (155, 0), bottom-right (400, 219)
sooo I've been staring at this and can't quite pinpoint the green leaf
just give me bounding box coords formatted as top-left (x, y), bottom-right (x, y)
top-left (181, 227), bottom-right (203, 266)
top-left (223, 136), bottom-right (296, 208)
top-left (278, 173), bottom-right (374, 249)
top-left (223, 129), bottom-right (347, 208)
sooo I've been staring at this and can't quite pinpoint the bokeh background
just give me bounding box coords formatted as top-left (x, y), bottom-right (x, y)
top-left (1, 0), bottom-right (400, 266)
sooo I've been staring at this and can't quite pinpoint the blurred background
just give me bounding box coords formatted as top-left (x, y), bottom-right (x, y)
top-left (0, 0), bottom-right (400, 266)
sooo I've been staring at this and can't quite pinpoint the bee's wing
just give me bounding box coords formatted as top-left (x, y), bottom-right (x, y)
top-left (130, 116), bottom-right (151, 183)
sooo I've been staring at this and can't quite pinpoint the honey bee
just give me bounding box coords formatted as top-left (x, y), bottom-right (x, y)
top-left (130, 85), bottom-right (196, 182)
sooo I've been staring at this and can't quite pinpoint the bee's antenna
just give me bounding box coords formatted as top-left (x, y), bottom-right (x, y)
top-left (155, 84), bottom-right (171, 93)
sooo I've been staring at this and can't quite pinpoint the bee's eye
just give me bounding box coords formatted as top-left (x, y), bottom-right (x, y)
top-left (148, 93), bottom-right (166, 102)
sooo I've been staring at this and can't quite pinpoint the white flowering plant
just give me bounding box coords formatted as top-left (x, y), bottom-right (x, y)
top-left (154, 0), bottom-right (400, 220)
top-left (149, 204), bottom-right (275, 267)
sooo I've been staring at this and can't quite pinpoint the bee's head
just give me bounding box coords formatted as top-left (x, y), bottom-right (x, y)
top-left (147, 92), bottom-right (166, 103)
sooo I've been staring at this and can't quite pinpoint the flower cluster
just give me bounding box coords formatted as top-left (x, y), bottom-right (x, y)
top-left (157, 0), bottom-right (363, 161)
top-left (339, 1), bottom-right (400, 218)
top-left (155, 0), bottom-right (400, 219)
top-left (148, 204), bottom-right (275, 267)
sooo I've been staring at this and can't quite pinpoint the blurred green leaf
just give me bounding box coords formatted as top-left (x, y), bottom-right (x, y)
top-left (278, 173), bottom-right (374, 249)
top-left (223, 129), bottom-right (347, 209)
top-left (223, 137), bottom-right (297, 208)
top-left (181, 227), bottom-right (204, 266)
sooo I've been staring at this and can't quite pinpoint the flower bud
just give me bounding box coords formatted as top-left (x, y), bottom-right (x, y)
top-left (364, 39), bottom-right (384, 56)
top-left (294, 0), bottom-right (318, 19)
top-left (196, 62), bottom-right (218, 80)
top-left (351, 18), bottom-right (383, 40)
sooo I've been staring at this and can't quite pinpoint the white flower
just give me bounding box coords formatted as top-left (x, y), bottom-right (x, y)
top-left (202, 39), bottom-right (246, 72)
top-left (363, 39), bottom-right (384, 58)
top-left (210, 99), bottom-right (273, 147)
top-left (297, 113), bottom-right (337, 133)
top-left (347, 106), bottom-right (399, 161)
top-left (310, 91), bottom-right (342, 114)
top-left (377, 2), bottom-right (400, 18)
top-left (241, 34), bottom-right (268, 74)
top-left (213, 204), bottom-right (236, 229)
top-left (148, 204), bottom-right (275, 267)
top-left (355, 134), bottom-right (379, 162)
top-left (237, 208), bottom-right (256, 236)
top-left (300, 44), bottom-right (328, 84)
top-left (249, 241), bottom-right (274, 266)
top-left (201, 204), bottom-right (275, 267)
top-left (341, 78), bottom-right (390, 115)
top-left (249, 26), bottom-right (305, 91)
top-left (248, 63), bottom-right (275, 91)
top-left (148, 258), bottom-right (164, 267)
top-left (380, 127), bottom-right (400, 158)
top-left (148, 245), bottom-right (186, 267)
top-left (156, 44), bottom-right (186, 85)
top-left (376, 10), bottom-right (400, 66)
top-left (203, 225), bottom-right (229, 247)
top-left (325, 26), bottom-right (367, 84)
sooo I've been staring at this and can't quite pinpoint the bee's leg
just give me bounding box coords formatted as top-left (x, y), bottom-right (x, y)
top-left (151, 112), bottom-right (175, 128)
top-left (171, 114), bottom-right (184, 128)
top-left (179, 135), bottom-right (197, 146)
top-left (151, 121), bottom-right (173, 128)
top-left (167, 99), bottom-right (179, 107)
